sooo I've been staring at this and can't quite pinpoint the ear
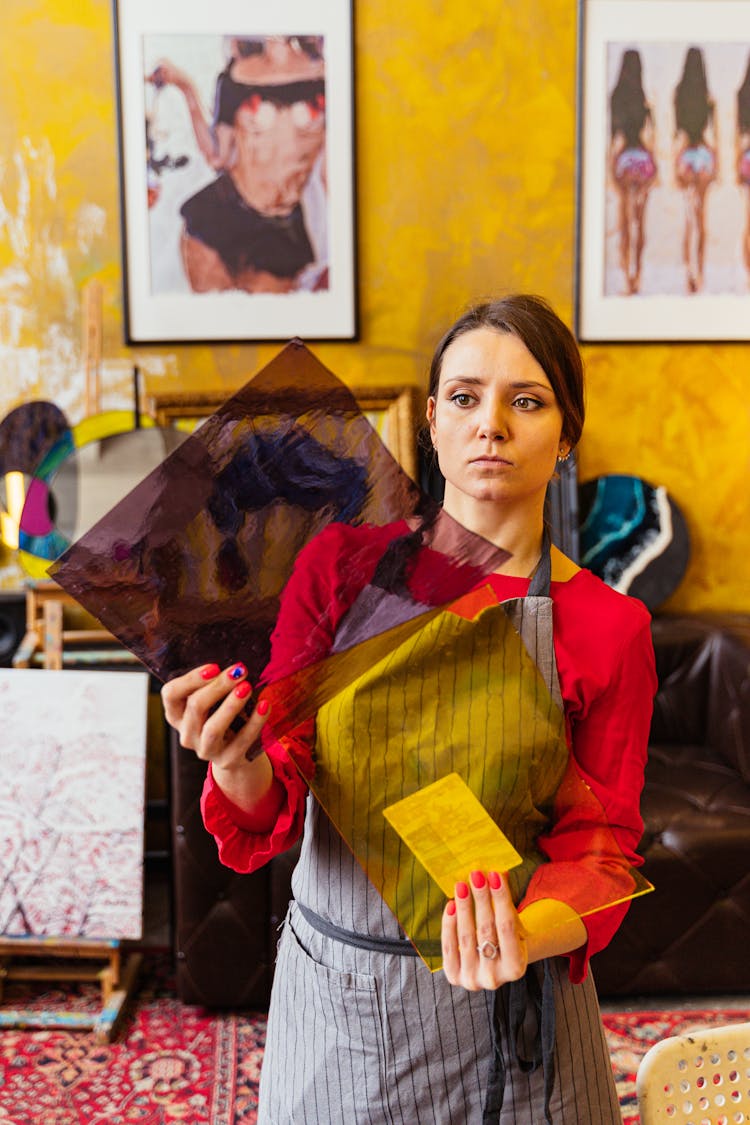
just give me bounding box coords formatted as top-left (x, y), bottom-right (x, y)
top-left (558, 425), bottom-right (572, 460)
top-left (426, 397), bottom-right (437, 444)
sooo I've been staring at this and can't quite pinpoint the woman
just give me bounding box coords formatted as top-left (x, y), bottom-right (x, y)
top-left (673, 46), bottom-right (718, 293)
top-left (736, 56), bottom-right (750, 278)
top-left (609, 49), bottom-right (658, 295)
top-left (149, 36), bottom-right (327, 294)
top-left (162, 295), bottom-right (656, 1123)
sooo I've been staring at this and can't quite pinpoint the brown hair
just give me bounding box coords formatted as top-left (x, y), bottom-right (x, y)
top-left (427, 294), bottom-right (585, 447)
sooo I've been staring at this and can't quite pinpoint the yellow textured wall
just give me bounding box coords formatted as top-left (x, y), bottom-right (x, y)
top-left (0, 0), bottom-right (747, 612)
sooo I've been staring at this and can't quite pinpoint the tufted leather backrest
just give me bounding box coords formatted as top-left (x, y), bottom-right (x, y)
top-left (593, 614), bottom-right (750, 996)
top-left (649, 616), bottom-right (750, 781)
top-left (707, 630), bottom-right (750, 782)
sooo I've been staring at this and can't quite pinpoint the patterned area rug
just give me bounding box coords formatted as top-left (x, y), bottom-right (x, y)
top-left (602, 1007), bottom-right (750, 1124)
top-left (0, 954), bottom-right (264, 1124)
top-left (1, 956), bottom-right (748, 1124)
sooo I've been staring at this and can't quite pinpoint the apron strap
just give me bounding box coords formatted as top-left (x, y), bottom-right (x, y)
top-left (484, 529), bottom-right (555, 1124)
top-left (528, 527), bottom-right (552, 598)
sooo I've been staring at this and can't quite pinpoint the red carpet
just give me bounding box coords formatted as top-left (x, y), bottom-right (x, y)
top-left (1, 955), bottom-right (748, 1124)
top-left (0, 954), bottom-right (264, 1124)
top-left (602, 1006), bottom-right (750, 1124)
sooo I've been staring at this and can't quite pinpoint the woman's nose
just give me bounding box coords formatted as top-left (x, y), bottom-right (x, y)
top-left (478, 400), bottom-right (508, 440)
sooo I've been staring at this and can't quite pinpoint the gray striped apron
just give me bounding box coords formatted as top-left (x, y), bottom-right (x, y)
top-left (258, 537), bottom-right (622, 1124)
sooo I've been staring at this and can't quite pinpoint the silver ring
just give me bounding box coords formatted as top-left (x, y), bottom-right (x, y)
top-left (477, 940), bottom-right (499, 959)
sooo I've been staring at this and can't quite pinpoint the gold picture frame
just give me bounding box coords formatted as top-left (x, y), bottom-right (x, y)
top-left (147, 385), bottom-right (420, 480)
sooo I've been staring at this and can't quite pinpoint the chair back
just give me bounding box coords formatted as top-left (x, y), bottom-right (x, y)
top-left (637, 1021), bottom-right (750, 1124)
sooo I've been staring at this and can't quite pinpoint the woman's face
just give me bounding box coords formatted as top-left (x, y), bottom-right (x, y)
top-left (426, 327), bottom-right (568, 518)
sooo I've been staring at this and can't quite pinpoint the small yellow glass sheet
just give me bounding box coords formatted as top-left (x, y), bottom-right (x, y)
top-left (383, 773), bottom-right (523, 897)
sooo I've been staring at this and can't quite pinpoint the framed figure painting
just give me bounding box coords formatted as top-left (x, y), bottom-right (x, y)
top-left (113, 0), bottom-right (356, 343)
top-left (577, 0), bottom-right (750, 341)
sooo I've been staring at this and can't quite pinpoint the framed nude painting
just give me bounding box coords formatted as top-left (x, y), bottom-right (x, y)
top-left (113, 0), bottom-right (357, 343)
top-left (577, 0), bottom-right (750, 340)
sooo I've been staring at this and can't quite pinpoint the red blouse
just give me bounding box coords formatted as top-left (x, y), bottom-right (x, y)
top-left (201, 521), bottom-right (657, 981)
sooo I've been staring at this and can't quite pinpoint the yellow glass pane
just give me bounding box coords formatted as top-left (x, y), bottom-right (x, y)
top-left (383, 773), bottom-right (523, 897)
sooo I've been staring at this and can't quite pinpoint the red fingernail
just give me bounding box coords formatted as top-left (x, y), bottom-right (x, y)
top-left (456, 882), bottom-right (469, 900)
top-left (446, 900), bottom-right (456, 916)
top-left (201, 663), bottom-right (220, 680)
top-left (471, 870), bottom-right (486, 889)
top-left (234, 681), bottom-right (252, 700)
top-left (257, 698), bottom-right (270, 717)
top-left (489, 871), bottom-right (502, 891)
top-left (228, 663), bottom-right (247, 680)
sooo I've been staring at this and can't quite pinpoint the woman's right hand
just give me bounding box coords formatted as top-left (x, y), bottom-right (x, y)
top-left (161, 662), bottom-right (271, 772)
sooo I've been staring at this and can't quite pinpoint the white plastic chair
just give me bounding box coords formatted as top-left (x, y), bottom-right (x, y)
top-left (636, 1021), bottom-right (750, 1125)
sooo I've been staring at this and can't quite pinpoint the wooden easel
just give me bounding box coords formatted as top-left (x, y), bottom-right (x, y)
top-left (0, 938), bottom-right (142, 1042)
top-left (82, 278), bottom-right (102, 418)
top-left (11, 579), bottom-right (136, 670)
top-left (12, 580), bottom-right (129, 669)
top-left (13, 279), bottom-right (137, 671)
top-left (1, 280), bottom-right (143, 1040)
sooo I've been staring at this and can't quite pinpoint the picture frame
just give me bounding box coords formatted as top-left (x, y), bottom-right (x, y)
top-left (113, 0), bottom-right (357, 344)
top-left (576, 0), bottom-right (750, 341)
top-left (147, 385), bottom-right (420, 480)
top-left (148, 384), bottom-right (580, 558)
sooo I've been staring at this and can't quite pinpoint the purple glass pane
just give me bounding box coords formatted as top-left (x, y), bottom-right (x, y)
top-left (51, 342), bottom-right (507, 686)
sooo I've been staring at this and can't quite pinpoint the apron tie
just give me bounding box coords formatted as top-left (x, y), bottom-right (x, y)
top-left (295, 900), bottom-right (421, 956)
top-left (483, 960), bottom-right (556, 1125)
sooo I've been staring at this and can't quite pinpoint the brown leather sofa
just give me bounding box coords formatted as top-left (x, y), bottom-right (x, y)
top-left (169, 613), bottom-right (750, 1007)
top-left (592, 614), bottom-right (750, 996)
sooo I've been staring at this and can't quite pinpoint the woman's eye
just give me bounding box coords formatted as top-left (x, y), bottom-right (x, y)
top-left (450, 393), bottom-right (474, 407)
top-left (513, 396), bottom-right (541, 410)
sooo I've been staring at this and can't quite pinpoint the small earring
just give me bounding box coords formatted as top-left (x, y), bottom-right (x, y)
top-left (558, 446), bottom-right (571, 462)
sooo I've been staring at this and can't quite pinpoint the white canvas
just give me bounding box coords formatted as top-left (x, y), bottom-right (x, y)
top-left (0, 668), bottom-right (149, 940)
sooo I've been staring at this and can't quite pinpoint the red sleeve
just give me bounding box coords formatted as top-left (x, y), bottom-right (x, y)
top-left (200, 522), bottom-right (404, 871)
top-left (200, 739), bottom-right (308, 874)
top-left (519, 585), bottom-right (657, 982)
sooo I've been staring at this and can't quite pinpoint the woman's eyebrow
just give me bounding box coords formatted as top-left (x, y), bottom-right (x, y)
top-left (441, 376), bottom-right (553, 391)
top-left (508, 380), bottom-right (554, 391)
top-left (442, 375), bottom-right (485, 386)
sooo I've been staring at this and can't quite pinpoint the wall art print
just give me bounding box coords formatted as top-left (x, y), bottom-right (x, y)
top-left (577, 0), bottom-right (750, 340)
top-left (114, 0), bottom-right (356, 343)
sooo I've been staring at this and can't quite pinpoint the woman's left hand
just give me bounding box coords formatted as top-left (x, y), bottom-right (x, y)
top-left (441, 870), bottom-right (528, 990)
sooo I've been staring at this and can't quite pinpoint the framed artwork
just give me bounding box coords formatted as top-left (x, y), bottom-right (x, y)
top-left (148, 385), bottom-right (420, 479)
top-left (576, 0), bottom-right (750, 341)
top-left (113, 0), bottom-right (356, 343)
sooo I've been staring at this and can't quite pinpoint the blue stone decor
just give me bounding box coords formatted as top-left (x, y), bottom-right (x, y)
top-left (578, 474), bottom-right (690, 611)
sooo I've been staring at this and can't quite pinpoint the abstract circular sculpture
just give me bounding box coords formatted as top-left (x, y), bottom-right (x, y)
top-left (0, 401), bottom-right (186, 578)
top-left (578, 474), bottom-right (690, 611)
